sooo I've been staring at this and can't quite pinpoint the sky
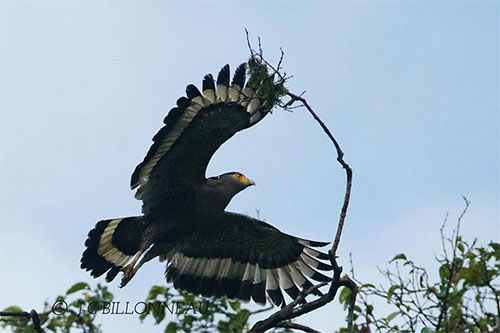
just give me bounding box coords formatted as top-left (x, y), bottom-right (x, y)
top-left (0, 1), bottom-right (498, 332)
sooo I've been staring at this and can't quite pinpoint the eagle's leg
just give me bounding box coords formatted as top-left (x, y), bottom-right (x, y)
top-left (120, 245), bottom-right (161, 287)
top-left (119, 249), bottom-right (146, 287)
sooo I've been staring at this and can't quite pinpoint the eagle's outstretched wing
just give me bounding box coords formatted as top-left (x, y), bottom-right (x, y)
top-left (162, 212), bottom-right (332, 306)
top-left (131, 64), bottom-right (269, 213)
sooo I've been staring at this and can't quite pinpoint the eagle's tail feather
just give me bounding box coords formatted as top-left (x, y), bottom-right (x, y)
top-left (80, 216), bottom-right (147, 282)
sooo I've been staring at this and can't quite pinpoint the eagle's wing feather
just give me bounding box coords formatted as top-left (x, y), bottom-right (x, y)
top-left (163, 212), bottom-right (332, 306)
top-left (131, 64), bottom-right (268, 213)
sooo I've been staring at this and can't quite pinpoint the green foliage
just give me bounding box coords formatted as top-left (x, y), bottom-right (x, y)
top-left (1, 282), bottom-right (113, 332)
top-left (336, 205), bottom-right (500, 333)
top-left (247, 56), bottom-right (288, 113)
top-left (1, 281), bottom-right (278, 333)
top-left (389, 253), bottom-right (407, 263)
top-left (66, 282), bottom-right (90, 295)
top-left (140, 284), bottom-right (271, 332)
top-left (339, 286), bottom-right (352, 311)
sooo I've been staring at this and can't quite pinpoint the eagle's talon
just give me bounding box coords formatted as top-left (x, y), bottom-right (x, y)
top-left (120, 265), bottom-right (135, 287)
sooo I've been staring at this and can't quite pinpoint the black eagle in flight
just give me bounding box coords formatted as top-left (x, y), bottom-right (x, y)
top-left (81, 63), bottom-right (332, 306)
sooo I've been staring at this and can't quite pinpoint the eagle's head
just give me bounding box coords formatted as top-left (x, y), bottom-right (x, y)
top-left (215, 171), bottom-right (255, 190)
top-left (207, 172), bottom-right (256, 201)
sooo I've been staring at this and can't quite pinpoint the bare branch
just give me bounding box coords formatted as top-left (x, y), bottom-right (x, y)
top-left (436, 197), bottom-right (470, 332)
top-left (285, 91), bottom-right (353, 256)
top-left (245, 32), bottom-right (356, 332)
top-left (0, 310), bottom-right (43, 333)
top-left (276, 322), bottom-right (321, 333)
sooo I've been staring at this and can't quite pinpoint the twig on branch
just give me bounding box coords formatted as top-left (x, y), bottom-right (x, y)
top-left (245, 34), bottom-right (353, 255)
top-left (436, 196), bottom-right (470, 332)
top-left (285, 91), bottom-right (353, 256)
top-left (247, 118), bottom-right (358, 330)
top-left (245, 31), bottom-right (357, 332)
top-left (0, 310), bottom-right (44, 332)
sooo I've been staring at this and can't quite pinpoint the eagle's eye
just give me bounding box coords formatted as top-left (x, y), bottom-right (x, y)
top-left (233, 173), bottom-right (246, 183)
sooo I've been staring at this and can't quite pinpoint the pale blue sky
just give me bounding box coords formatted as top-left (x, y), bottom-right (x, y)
top-left (1, 1), bottom-right (498, 332)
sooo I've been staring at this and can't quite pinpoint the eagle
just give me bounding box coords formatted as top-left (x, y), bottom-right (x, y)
top-left (81, 63), bottom-right (332, 306)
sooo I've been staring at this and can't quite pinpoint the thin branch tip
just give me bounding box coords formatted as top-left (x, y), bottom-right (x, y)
top-left (245, 36), bottom-right (356, 333)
